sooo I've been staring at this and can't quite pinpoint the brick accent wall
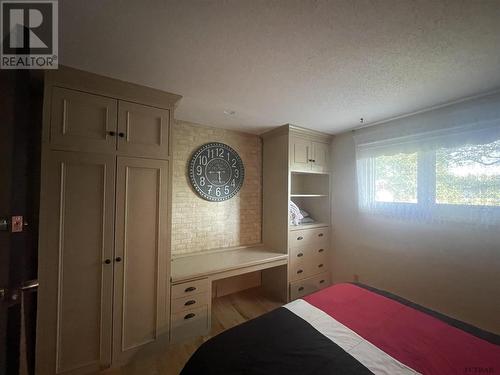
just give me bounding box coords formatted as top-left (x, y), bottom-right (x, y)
top-left (171, 120), bottom-right (262, 255)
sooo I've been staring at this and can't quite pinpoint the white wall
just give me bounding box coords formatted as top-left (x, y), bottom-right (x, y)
top-left (330, 131), bottom-right (500, 334)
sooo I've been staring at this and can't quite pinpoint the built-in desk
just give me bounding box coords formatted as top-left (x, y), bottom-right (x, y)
top-left (171, 245), bottom-right (288, 283)
top-left (169, 245), bottom-right (288, 342)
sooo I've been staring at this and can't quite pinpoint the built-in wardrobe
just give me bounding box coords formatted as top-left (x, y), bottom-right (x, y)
top-left (36, 67), bottom-right (181, 374)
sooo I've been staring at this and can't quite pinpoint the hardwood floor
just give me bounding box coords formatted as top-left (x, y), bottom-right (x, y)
top-left (102, 287), bottom-right (283, 375)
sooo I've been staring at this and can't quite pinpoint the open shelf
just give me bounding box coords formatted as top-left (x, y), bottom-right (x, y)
top-left (290, 172), bottom-right (330, 196)
top-left (290, 194), bottom-right (328, 198)
top-left (289, 222), bottom-right (330, 231)
top-left (290, 196), bottom-right (330, 226)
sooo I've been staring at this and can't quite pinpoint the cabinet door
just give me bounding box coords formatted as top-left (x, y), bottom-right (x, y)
top-left (37, 151), bottom-right (115, 375)
top-left (50, 87), bottom-right (118, 153)
top-left (117, 101), bottom-right (170, 159)
top-left (311, 141), bottom-right (329, 172)
top-left (113, 157), bottom-right (170, 364)
top-left (290, 136), bottom-right (311, 171)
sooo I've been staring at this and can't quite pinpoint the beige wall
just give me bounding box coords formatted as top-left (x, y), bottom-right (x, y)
top-left (330, 131), bottom-right (500, 334)
top-left (171, 120), bottom-right (262, 255)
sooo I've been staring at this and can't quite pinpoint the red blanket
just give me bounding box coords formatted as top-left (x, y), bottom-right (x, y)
top-left (305, 283), bottom-right (500, 375)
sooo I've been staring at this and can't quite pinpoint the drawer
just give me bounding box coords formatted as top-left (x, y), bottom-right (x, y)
top-left (289, 271), bottom-right (330, 300)
top-left (171, 278), bottom-right (209, 299)
top-left (289, 256), bottom-right (328, 282)
top-left (171, 291), bottom-right (209, 313)
top-left (170, 305), bottom-right (209, 343)
top-left (289, 227), bottom-right (329, 247)
top-left (289, 244), bottom-right (328, 262)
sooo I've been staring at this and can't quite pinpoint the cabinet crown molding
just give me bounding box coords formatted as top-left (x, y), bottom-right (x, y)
top-left (45, 65), bottom-right (182, 110)
top-left (261, 124), bottom-right (332, 143)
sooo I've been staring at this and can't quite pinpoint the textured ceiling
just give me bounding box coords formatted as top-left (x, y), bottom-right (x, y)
top-left (59, 0), bottom-right (500, 134)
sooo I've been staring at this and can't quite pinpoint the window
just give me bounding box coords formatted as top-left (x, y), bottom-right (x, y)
top-left (355, 94), bottom-right (500, 225)
top-left (435, 141), bottom-right (500, 206)
top-left (374, 153), bottom-right (418, 203)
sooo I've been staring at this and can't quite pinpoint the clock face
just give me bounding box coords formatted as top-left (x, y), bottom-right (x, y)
top-left (189, 142), bottom-right (245, 201)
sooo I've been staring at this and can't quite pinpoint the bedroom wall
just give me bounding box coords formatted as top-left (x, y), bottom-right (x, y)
top-left (330, 131), bottom-right (500, 334)
top-left (171, 120), bottom-right (262, 255)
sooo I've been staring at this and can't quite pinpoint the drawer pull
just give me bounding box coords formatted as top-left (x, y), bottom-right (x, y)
top-left (184, 313), bottom-right (196, 320)
top-left (298, 287), bottom-right (304, 291)
top-left (297, 252), bottom-right (304, 257)
top-left (318, 233), bottom-right (324, 237)
top-left (318, 248), bottom-right (324, 253)
top-left (185, 286), bottom-right (197, 292)
top-left (318, 264), bottom-right (324, 268)
top-left (297, 236), bottom-right (304, 241)
top-left (297, 269), bottom-right (303, 274)
top-left (184, 300), bottom-right (196, 306)
top-left (319, 279), bottom-right (325, 284)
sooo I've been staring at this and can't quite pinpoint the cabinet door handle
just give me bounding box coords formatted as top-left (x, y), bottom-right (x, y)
top-left (318, 233), bottom-right (324, 237)
top-left (297, 269), bottom-right (303, 274)
top-left (108, 131), bottom-right (116, 136)
top-left (115, 257), bottom-right (122, 262)
top-left (298, 287), bottom-right (304, 291)
top-left (297, 252), bottom-right (303, 257)
top-left (184, 313), bottom-right (196, 320)
top-left (118, 132), bottom-right (125, 138)
top-left (185, 286), bottom-right (197, 292)
top-left (318, 264), bottom-right (324, 268)
top-left (297, 236), bottom-right (304, 241)
top-left (318, 248), bottom-right (324, 253)
top-left (184, 300), bottom-right (196, 306)
top-left (104, 259), bottom-right (111, 264)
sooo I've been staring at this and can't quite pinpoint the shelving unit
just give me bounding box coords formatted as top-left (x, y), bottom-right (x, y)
top-left (262, 124), bottom-right (332, 302)
top-left (290, 171), bottom-right (331, 227)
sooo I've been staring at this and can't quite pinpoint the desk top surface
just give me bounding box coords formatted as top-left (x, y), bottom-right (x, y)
top-left (171, 246), bottom-right (288, 283)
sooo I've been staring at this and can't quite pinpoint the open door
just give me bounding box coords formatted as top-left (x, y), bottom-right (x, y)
top-left (0, 70), bottom-right (42, 375)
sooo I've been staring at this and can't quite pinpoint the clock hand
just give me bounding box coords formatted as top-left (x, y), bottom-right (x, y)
top-left (208, 170), bottom-right (226, 183)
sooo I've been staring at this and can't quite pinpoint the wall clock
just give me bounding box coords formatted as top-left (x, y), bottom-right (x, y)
top-left (189, 142), bottom-right (245, 201)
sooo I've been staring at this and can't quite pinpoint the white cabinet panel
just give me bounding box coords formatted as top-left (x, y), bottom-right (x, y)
top-left (311, 141), bottom-right (329, 172)
top-left (290, 136), bottom-right (311, 171)
top-left (37, 151), bottom-right (115, 374)
top-left (50, 87), bottom-right (118, 153)
top-left (113, 157), bottom-right (170, 364)
top-left (117, 101), bottom-right (170, 159)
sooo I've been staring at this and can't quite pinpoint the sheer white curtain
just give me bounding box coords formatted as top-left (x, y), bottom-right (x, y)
top-left (354, 92), bottom-right (500, 226)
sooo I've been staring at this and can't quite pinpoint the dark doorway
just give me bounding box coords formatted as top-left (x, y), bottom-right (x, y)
top-left (0, 70), bottom-right (42, 375)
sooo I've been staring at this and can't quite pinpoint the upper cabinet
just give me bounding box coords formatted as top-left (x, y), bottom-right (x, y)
top-left (311, 141), bottom-right (329, 173)
top-left (50, 87), bottom-right (118, 154)
top-left (290, 136), bottom-right (311, 171)
top-left (289, 132), bottom-right (330, 173)
top-left (49, 87), bottom-right (170, 159)
top-left (117, 101), bottom-right (170, 159)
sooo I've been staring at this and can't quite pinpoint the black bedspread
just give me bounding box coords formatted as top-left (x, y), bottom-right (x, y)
top-left (181, 307), bottom-right (371, 375)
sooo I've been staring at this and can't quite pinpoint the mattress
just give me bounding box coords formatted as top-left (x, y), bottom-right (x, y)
top-left (181, 283), bottom-right (500, 375)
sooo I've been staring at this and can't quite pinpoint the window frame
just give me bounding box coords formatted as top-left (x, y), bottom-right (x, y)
top-left (360, 149), bottom-right (500, 222)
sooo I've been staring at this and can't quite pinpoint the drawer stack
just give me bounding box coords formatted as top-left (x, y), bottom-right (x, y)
top-left (289, 227), bottom-right (331, 300)
top-left (170, 278), bottom-right (210, 342)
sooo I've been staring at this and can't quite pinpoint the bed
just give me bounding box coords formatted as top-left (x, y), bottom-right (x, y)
top-left (181, 283), bottom-right (500, 375)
